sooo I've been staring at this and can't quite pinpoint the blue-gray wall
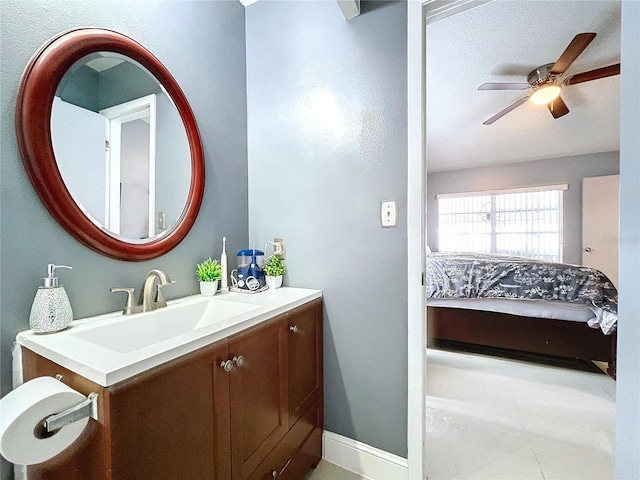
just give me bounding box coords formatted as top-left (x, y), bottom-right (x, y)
top-left (427, 152), bottom-right (620, 265)
top-left (0, 2), bottom-right (248, 478)
top-left (246, 0), bottom-right (408, 458)
top-left (156, 93), bottom-right (192, 231)
top-left (58, 61), bottom-right (162, 112)
top-left (57, 65), bottom-right (101, 112)
top-left (98, 61), bottom-right (162, 110)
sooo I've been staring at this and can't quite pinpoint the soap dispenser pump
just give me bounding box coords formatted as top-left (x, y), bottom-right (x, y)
top-left (29, 264), bottom-right (73, 333)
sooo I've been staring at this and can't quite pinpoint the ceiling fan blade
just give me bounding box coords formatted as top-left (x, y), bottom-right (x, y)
top-left (550, 32), bottom-right (597, 75)
top-left (478, 82), bottom-right (530, 91)
top-left (483, 96), bottom-right (529, 125)
top-left (564, 63), bottom-right (620, 85)
top-left (547, 96), bottom-right (570, 119)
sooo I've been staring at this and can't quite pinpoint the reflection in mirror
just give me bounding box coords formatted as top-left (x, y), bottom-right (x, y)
top-left (51, 52), bottom-right (191, 242)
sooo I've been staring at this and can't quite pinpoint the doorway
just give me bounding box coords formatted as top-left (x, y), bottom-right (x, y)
top-left (100, 93), bottom-right (157, 238)
top-left (407, 1), bottom-right (639, 479)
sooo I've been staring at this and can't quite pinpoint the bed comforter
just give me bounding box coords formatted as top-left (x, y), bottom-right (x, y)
top-left (425, 252), bottom-right (618, 334)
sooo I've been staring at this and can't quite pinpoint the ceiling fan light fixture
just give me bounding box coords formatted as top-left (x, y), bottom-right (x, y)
top-left (530, 85), bottom-right (562, 105)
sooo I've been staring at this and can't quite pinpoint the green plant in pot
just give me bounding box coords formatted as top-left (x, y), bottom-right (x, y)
top-left (196, 258), bottom-right (223, 296)
top-left (263, 254), bottom-right (286, 289)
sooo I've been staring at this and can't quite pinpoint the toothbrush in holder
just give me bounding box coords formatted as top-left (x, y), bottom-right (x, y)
top-left (220, 237), bottom-right (229, 293)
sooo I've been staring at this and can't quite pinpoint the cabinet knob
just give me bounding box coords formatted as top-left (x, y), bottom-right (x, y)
top-left (220, 360), bottom-right (233, 372)
top-left (232, 355), bottom-right (245, 367)
top-left (271, 471), bottom-right (277, 478)
top-left (289, 325), bottom-right (299, 333)
top-left (584, 247), bottom-right (593, 252)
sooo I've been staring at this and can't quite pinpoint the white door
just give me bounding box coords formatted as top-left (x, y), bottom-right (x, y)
top-left (582, 174), bottom-right (619, 286)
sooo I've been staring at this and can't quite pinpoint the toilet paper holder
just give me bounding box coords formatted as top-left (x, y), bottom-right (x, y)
top-left (44, 375), bottom-right (99, 433)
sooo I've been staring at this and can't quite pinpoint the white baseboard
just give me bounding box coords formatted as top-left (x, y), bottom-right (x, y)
top-left (322, 431), bottom-right (408, 479)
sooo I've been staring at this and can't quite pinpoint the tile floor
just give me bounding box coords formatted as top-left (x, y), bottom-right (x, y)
top-left (426, 348), bottom-right (616, 480)
top-left (304, 460), bottom-right (368, 480)
top-left (305, 349), bottom-right (614, 480)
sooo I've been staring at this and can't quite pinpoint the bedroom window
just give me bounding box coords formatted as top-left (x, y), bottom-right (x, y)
top-left (437, 185), bottom-right (565, 262)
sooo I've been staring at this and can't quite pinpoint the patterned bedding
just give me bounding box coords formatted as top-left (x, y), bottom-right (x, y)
top-left (425, 252), bottom-right (618, 334)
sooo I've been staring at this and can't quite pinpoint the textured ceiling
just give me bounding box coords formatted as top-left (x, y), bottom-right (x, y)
top-left (426, 0), bottom-right (621, 173)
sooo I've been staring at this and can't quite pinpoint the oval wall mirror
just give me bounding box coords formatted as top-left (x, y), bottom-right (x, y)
top-left (15, 28), bottom-right (204, 261)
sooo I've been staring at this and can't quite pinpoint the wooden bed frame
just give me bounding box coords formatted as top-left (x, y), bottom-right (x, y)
top-left (427, 306), bottom-right (617, 379)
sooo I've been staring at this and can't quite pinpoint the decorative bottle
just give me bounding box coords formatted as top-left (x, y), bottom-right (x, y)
top-left (29, 264), bottom-right (73, 333)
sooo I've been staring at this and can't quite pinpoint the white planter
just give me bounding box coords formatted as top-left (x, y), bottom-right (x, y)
top-left (265, 275), bottom-right (283, 289)
top-left (199, 280), bottom-right (219, 296)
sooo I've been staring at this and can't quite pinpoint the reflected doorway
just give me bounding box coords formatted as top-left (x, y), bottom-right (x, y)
top-left (101, 94), bottom-right (157, 238)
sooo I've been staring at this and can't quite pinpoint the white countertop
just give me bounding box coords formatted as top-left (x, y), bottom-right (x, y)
top-left (17, 287), bottom-right (322, 387)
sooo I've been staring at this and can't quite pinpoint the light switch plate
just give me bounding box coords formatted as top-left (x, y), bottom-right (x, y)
top-left (380, 200), bottom-right (398, 228)
top-left (157, 211), bottom-right (165, 230)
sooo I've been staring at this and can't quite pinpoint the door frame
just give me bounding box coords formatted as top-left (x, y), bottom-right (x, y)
top-left (100, 94), bottom-right (157, 237)
top-left (408, 2), bottom-right (494, 477)
top-left (406, 2), bottom-right (426, 479)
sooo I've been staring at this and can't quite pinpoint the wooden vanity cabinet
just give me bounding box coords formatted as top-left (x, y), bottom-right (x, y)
top-left (245, 299), bottom-right (324, 480)
top-left (228, 298), bottom-right (324, 480)
top-left (287, 300), bottom-right (323, 429)
top-left (21, 348), bottom-right (109, 480)
top-left (22, 298), bottom-right (323, 480)
top-left (107, 340), bottom-right (232, 480)
top-left (229, 316), bottom-right (289, 480)
top-left (22, 339), bottom-right (231, 480)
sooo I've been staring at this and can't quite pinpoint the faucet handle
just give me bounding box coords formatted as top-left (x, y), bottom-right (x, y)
top-left (110, 287), bottom-right (142, 315)
top-left (155, 281), bottom-right (175, 308)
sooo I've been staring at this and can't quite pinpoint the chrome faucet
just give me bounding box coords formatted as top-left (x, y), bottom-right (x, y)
top-left (139, 269), bottom-right (174, 312)
top-left (110, 269), bottom-right (174, 315)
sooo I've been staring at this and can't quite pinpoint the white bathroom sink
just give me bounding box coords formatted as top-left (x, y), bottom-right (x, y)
top-left (17, 287), bottom-right (322, 386)
top-left (69, 297), bottom-right (261, 353)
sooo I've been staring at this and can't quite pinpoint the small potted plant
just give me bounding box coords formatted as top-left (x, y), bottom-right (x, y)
top-left (196, 257), bottom-right (223, 296)
top-left (263, 254), bottom-right (286, 289)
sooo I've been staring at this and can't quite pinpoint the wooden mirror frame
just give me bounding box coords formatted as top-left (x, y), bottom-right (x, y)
top-left (15, 28), bottom-right (204, 261)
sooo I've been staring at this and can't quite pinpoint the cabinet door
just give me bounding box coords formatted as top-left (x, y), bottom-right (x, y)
top-left (229, 317), bottom-right (288, 480)
top-left (108, 341), bottom-right (231, 480)
top-left (287, 299), bottom-right (323, 428)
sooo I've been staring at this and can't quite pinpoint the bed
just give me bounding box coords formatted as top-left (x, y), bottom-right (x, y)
top-left (425, 252), bottom-right (618, 378)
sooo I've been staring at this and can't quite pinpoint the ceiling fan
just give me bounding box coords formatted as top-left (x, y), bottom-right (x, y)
top-left (479, 33), bottom-right (620, 125)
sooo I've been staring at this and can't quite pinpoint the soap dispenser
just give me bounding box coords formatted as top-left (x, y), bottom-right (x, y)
top-left (29, 264), bottom-right (73, 333)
